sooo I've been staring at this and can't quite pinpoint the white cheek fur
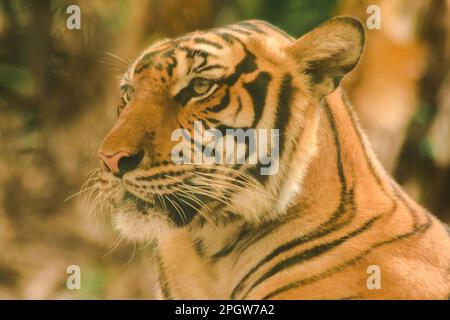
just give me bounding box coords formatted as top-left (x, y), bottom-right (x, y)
top-left (112, 207), bottom-right (174, 243)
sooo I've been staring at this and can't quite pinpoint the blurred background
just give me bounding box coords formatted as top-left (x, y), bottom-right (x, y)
top-left (0, 0), bottom-right (449, 299)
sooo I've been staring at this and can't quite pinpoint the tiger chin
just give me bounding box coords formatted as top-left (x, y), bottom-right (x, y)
top-left (93, 17), bottom-right (450, 299)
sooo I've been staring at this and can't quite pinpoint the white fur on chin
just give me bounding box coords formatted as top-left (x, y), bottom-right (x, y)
top-left (112, 207), bottom-right (173, 243)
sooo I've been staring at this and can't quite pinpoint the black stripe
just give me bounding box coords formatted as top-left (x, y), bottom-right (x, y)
top-left (242, 215), bottom-right (381, 299)
top-left (262, 212), bottom-right (432, 299)
top-left (192, 57), bottom-right (208, 75)
top-left (208, 88), bottom-right (230, 112)
top-left (224, 50), bottom-right (258, 86)
top-left (247, 163), bottom-right (270, 184)
top-left (196, 116), bottom-right (211, 130)
top-left (243, 72), bottom-right (272, 127)
top-left (192, 55), bottom-right (209, 73)
top-left (178, 46), bottom-right (214, 59)
top-left (273, 73), bottom-right (294, 159)
top-left (194, 37), bottom-right (223, 49)
top-left (202, 117), bottom-right (220, 126)
top-left (225, 26), bottom-right (252, 36)
top-left (155, 252), bottom-right (172, 299)
top-left (166, 55), bottom-right (177, 77)
top-left (247, 74), bottom-right (294, 183)
top-left (134, 49), bottom-right (164, 74)
top-left (242, 72), bottom-right (272, 183)
top-left (233, 96), bottom-right (243, 122)
top-left (235, 211), bottom-right (297, 255)
top-left (174, 80), bottom-right (204, 106)
top-left (193, 237), bottom-right (205, 257)
top-left (196, 64), bottom-right (225, 73)
top-left (210, 226), bottom-right (251, 262)
top-left (136, 169), bottom-right (187, 181)
top-left (165, 194), bottom-right (197, 226)
top-left (213, 31), bottom-right (241, 44)
top-left (323, 102), bottom-right (348, 193)
top-left (237, 22), bottom-right (266, 34)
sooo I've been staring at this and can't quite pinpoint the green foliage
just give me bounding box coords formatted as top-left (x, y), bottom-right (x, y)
top-left (233, 0), bottom-right (338, 36)
top-left (79, 266), bottom-right (108, 299)
top-left (0, 63), bottom-right (35, 96)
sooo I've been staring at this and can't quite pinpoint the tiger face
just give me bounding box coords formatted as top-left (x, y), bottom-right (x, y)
top-left (95, 18), bottom-right (364, 242)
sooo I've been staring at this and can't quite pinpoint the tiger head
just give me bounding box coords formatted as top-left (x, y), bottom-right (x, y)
top-left (95, 17), bottom-right (365, 242)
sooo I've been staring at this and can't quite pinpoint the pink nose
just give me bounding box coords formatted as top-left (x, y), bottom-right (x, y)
top-left (97, 151), bottom-right (131, 175)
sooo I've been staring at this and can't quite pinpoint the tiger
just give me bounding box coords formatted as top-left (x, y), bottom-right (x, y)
top-left (94, 16), bottom-right (450, 299)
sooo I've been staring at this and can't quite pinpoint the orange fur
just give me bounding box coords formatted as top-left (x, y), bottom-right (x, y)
top-left (94, 18), bottom-right (450, 299)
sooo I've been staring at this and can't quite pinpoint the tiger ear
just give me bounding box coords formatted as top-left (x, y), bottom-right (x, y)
top-left (286, 16), bottom-right (365, 97)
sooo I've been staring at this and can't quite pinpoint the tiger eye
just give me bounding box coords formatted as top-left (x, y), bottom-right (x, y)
top-left (192, 78), bottom-right (212, 95)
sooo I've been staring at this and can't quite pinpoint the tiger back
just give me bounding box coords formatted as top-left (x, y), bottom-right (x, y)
top-left (95, 17), bottom-right (450, 299)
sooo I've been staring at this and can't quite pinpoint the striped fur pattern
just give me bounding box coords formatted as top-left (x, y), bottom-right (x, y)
top-left (95, 17), bottom-right (450, 299)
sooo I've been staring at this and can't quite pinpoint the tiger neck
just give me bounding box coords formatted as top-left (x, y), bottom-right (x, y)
top-left (296, 89), bottom-right (393, 224)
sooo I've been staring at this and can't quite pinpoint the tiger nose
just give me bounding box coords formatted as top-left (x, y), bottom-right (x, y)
top-left (97, 150), bottom-right (144, 177)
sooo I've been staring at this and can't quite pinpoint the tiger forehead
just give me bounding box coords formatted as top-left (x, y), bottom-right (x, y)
top-left (132, 33), bottom-right (235, 77)
top-left (125, 20), bottom-right (293, 86)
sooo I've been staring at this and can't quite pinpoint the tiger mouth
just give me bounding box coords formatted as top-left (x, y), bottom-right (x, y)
top-left (121, 190), bottom-right (208, 227)
top-left (122, 191), bottom-right (156, 214)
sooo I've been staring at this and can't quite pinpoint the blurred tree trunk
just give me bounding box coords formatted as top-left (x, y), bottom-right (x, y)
top-left (339, 0), bottom-right (450, 222)
top-left (397, 0), bottom-right (450, 221)
top-left (339, 0), bottom-right (426, 173)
